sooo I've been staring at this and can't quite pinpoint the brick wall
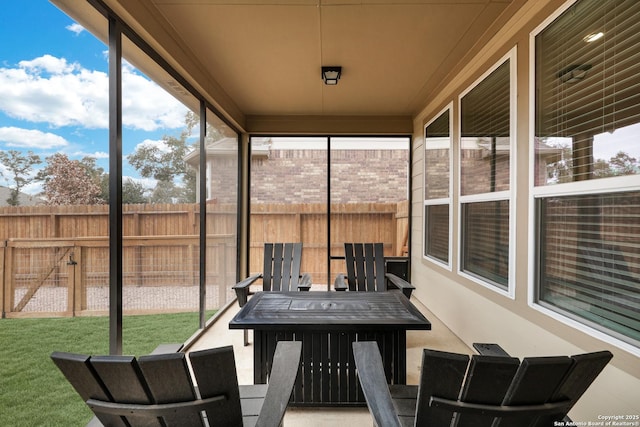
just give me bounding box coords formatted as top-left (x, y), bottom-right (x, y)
top-left (250, 149), bottom-right (409, 204)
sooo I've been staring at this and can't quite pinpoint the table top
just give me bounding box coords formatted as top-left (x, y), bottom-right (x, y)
top-left (229, 291), bottom-right (431, 331)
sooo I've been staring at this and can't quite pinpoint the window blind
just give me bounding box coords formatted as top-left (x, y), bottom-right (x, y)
top-left (424, 109), bottom-right (450, 200)
top-left (460, 59), bottom-right (511, 195)
top-left (462, 200), bottom-right (509, 288)
top-left (536, 0), bottom-right (640, 184)
top-left (461, 60), bottom-right (510, 138)
top-left (538, 191), bottom-right (640, 344)
top-left (424, 204), bottom-right (449, 263)
top-left (534, 0), bottom-right (640, 345)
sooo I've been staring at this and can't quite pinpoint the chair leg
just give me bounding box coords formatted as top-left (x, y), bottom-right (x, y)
top-left (244, 329), bottom-right (249, 346)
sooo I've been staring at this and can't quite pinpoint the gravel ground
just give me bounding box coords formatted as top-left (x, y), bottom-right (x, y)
top-left (12, 285), bottom-right (233, 314)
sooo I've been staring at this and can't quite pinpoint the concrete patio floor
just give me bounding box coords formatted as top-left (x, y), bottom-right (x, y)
top-left (187, 295), bottom-right (471, 427)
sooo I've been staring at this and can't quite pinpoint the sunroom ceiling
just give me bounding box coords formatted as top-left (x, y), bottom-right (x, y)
top-left (55, 0), bottom-right (519, 129)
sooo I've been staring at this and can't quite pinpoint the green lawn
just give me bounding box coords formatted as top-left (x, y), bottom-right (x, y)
top-left (0, 312), bottom-right (212, 427)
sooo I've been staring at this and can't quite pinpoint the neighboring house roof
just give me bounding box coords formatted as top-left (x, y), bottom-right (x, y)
top-left (0, 185), bottom-right (43, 206)
top-left (184, 137), bottom-right (242, 166)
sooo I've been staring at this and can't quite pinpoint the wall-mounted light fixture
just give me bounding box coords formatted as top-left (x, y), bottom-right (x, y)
top-left (558, 63), bottom-right (592, 84)
top-left (321, 66), bottom-right (342, 85)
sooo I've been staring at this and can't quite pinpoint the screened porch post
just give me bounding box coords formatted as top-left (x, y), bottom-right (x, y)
top-left (108, 16), bottom-right (123, 356)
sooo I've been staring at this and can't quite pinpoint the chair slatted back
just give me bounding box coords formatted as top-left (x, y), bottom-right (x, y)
top-left (415, 349), bottom-right (613, 427)
top-left (354, 342), bottom-right (612, 427)
top-left (51, 347), bottom-right (246, 427)
top-left (50, 352), bottom-right (127, 427)
top-left (498, 356), bottom-right (573, 427)
top-left (414, 349), bottom-right (470, 427)
top-left (455, 355), bottom-right (521, 427)
top-left (89, 355), bottom-right (162, 427)
top-left (344, 243), bottom-right (386, 292)
top-left (138, 352), bottom-right (201, 426)
top-left (189, 346), bottom-right (244, 427)
top-left (263, 243), bottom-right (303, 292)
top-left (535, 350), bottom-right (614, 426)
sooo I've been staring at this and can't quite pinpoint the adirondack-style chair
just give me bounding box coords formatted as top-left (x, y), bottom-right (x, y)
top-left (353, 341), bottom-right (612, 427)
top-left (334, 243), bottom-right (414, 298)
top-left (233, 242), bottom-right (312, 345)
top-left (51, 341), bottom-right (302, 427)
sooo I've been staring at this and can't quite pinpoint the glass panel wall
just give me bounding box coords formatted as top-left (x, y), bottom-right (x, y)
top-left (0, 3), bottom-right (243, 423)
top-left (249, 137), bottom-right (328, 288)
top-left (121, 35), bottom-right (202, 349)
top-left (329, 137), bottom-right (410, 285)
top-left (204, 109), bottom-right (238, 311)
top-left (249, 136), bottom-right (410, 288)
top-left (0, 2), bottom-right (109, 331)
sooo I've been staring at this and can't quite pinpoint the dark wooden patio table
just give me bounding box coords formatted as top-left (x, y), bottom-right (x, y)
top-left (229, 291), bottom-right (431, 406)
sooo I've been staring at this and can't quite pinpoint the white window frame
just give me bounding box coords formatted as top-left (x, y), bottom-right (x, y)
top-left (423, 102), bottom-right (453, 270)
top-left (458, 48), bottom-right (517, 299)
top-left (527, 0), bottom-right (640, 356)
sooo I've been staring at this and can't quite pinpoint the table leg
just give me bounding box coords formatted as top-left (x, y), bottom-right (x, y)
top-left (253, 330), bottom-right (267, 384)
top-left (253, 329), bottom-right (408, 404)
top-left (396, 331), bottom-right (407, 384)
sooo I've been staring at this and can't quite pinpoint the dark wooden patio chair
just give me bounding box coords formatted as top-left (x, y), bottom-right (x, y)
top-left (51, 341), bottom-right (302, 427)
top-left (353, 341), bottom-right (612, 427)
top-left (233, 242), bottom-right (312, 345)
top-left (334, 243), bottom-right (414, 298)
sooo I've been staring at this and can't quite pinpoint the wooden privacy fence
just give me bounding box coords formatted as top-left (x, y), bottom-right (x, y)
top-left (1, 235), bottom-right (237, 318)
top-left (249, 201), bottom-right (409, 285)
top-left (1, 201), bottom-right (408, 318)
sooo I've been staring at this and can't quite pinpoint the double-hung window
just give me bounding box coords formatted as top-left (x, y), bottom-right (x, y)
top-left (459, 50), bottom-right (516, 295)
top-left (533, 0), bottom-right (640, 348)
top-left (424, 105), bottom-right (452, 267)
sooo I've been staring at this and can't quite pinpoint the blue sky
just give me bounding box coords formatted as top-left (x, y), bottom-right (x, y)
top-left (0, 0), bottom-right (189, 195)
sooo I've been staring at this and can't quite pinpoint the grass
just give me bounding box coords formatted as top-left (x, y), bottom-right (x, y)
top-left (0, 311), bottom-right (214, 427)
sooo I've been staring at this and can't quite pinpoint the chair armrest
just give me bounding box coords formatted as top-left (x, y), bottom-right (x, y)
top-left (352, 342), bottom-right (403, 427)
top-left (334, 273), bottom-right (348, 291)
top-left (297, 273), bottom-right (312, 291)
top-left (232, 274), bottom-right (262, 306)
top-left (255, 341), bottom-right (302, 427)
top-left (472, 343), bottom-right (511, 357)
top-left (150, 343), bottom-right (183, 355)
top-left (385, 273), bottom-right (415, 298)
top-left (85, 416), bottom-right (104, 427)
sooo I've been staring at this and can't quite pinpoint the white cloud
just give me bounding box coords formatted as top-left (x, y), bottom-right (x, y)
top-left (66, 23), bottom-right (85, 36)
top-left (133, 138), bottom-right (172, 153)
top-left (121, 63), bottom-right (187, 131)
top-left (0, 54), bottom-right (187, 131)
top-left (0, 126), bottom-right (69, 149)
top-left (22, 180), bottom-right (43, 196)
top-left (70, 150), bottom-right (109, 159)
top-left (126, 175), bottom-right (157, 189)
top-left (19, 54), bottom-right (78, 74)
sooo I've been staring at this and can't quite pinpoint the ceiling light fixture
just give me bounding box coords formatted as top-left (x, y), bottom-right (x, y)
top-left (583, 32), bottom-right (604, 42)
top-left (321, 66), bottom-right (342, 85)
top-left (558, 64), bottom-right (592, 84)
